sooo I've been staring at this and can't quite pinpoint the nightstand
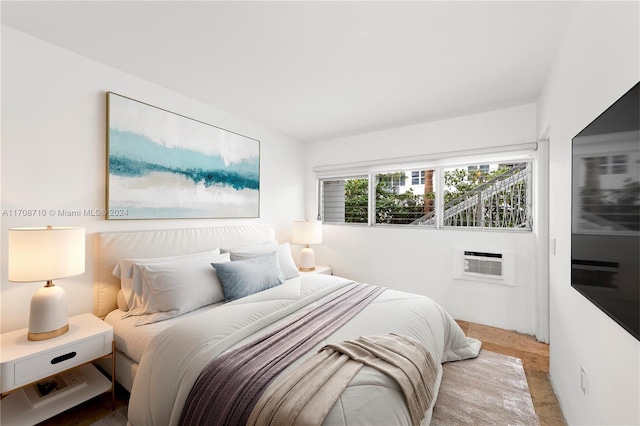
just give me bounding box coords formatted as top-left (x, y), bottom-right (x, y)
top-left (1, 313), bottom-right (114, 426)
top-left (299, 265), bottom-right (332, 275)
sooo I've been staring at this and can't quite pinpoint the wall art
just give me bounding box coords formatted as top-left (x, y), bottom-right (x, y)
top-left (106, 92), bottom-right (260, 219)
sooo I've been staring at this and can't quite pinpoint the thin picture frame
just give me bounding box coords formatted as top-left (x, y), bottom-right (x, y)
top-left (106, 92), bottom-right (260, 220)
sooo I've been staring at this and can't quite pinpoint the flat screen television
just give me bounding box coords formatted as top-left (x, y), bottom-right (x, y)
top-left (571, 82), bottom-right (639, 340)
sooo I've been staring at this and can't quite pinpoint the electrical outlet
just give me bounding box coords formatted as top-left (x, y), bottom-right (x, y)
top-left (580, 366), bottom-right (588, 395)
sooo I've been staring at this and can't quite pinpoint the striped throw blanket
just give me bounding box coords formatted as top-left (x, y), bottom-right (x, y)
top-left (179, 283), bottom-right (385, 426)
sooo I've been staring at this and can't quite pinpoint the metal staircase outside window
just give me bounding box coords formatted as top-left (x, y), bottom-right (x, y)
top-left (413, 162), bottom-right (531, 229)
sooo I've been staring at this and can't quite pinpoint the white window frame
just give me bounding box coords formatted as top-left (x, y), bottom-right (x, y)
top-left (315, 143), bottom-right (537, 231)
top-left (611, 154), bottom-right (628, 174)
top-left (318, 174), bottom-right (371, 225)
top-left (411, 170), bottom-right (426, 185)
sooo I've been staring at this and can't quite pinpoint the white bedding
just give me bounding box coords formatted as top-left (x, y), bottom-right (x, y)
top-left (126, 274), bottom-right (481, 426)
top-left (105, 302), bottom-right (223, 364)
top-left (105, 275), bottom-right (305, 365)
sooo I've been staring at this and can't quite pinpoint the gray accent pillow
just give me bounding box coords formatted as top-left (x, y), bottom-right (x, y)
top-left (212, 251), bottom-right (286, 302)
top-left (221, 242), bottom-right (300, 280)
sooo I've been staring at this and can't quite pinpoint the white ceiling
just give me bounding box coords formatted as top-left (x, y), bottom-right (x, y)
top-left (1, 1), bottom-right (578, 143)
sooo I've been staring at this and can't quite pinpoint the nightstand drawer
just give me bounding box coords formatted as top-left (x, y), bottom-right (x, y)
top-left (14, 334), bottom-right (107, 387)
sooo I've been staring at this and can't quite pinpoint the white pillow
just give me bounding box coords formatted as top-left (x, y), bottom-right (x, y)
top-left (112, 249), bottom-right (221, 311)
top-left (116, 289), bottom-right (129, 311)
top-left (123, 251), bottom-right (230, 325)
top-left (223, 242), bottom-right (300, 279)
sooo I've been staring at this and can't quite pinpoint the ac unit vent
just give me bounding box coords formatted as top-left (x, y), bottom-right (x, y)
top-left (453, 248), bottom-right (515, 286)
top-left (463, 251), bottom-right (503, 278)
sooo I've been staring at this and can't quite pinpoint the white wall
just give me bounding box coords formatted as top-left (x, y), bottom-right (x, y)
top-left (305, 104), bottom-right (541, 334)
top-left (537, 2), bottom-right (639, 425)
top-left (0, 27), bottom-right (306, 333)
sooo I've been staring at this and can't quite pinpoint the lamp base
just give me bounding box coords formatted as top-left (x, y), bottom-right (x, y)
top-left (298, 245), bottom-right (316, 272)
top-left (28, 323), bottom-right (69, 341)
top-left (28, 283), bottom-right (69, 341)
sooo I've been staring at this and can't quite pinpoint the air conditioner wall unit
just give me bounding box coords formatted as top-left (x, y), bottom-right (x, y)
top-left (453, 248), bottom-right (516, 287)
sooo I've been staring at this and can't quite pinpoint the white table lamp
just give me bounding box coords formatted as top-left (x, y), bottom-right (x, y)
top-left (8, 226), bottom-right (85, 341)
top-left (292, 220), bottom-right (322, 271)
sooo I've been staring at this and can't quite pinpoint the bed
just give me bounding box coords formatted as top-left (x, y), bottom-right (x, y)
top-left (94, 225), bottom-right (481, 426)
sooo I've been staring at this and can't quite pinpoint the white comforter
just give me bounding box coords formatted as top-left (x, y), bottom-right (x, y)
top-left (128, 274), bottom-right (481, 426)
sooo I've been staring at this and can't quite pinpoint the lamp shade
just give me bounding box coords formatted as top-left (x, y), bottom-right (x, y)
top-left (292, 220), bottom-right (322, 245)
top-left (8, 226), bottom-right (85, 340)
top-left (9, 226), bottom-right (85, 282)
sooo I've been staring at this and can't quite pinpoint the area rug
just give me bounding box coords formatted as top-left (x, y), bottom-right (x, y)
top-left (432, 349), bottom-right (539, 425)
top-left (92, 350), bottom-right (537, 426)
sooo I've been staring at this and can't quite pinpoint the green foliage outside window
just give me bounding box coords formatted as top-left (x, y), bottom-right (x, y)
top-left (343, 165), bottom-right (527, 227)
top-left (344, 178), bottom-right (368, 223)
top-left (375, 173), bottom-right (426, 224)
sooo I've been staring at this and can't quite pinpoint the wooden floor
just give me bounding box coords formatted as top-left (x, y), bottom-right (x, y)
top-left (38, 321), bottom-right (566, 425)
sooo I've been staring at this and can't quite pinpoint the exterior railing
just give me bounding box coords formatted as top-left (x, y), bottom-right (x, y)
top-left (412, 162), bottom-right (530, 228)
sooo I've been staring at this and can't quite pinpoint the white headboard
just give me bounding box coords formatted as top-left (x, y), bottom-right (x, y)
top-left (93, 224), bottom-right (275, 318)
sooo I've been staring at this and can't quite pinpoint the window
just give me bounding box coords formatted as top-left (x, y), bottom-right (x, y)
top-left (386, 172), bottom-right (406, 189)
top-left (442, 163), bottom-right (530, 228)
top-left (468, 164), bottom-right (490, 175)
top-left (595, 155), bottom-right (628, 175)
top-left (599, 156), bottom-right (609, 175)
top-left (320, 177), bottom-right (368, 224)
top-left (319, 164), bottom-right (531, 230)
top-left (316, 144), bottom-right (535, 231)
top-left (375, 170), bottom-right (436, 225)
top-left (411, 170), bottom-right (425, 185)
top-left (612, 155), bottom-right (628, 174)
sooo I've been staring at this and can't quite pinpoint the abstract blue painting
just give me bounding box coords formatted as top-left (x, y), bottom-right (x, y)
top-left (106, 93), bottom-right (260, 219)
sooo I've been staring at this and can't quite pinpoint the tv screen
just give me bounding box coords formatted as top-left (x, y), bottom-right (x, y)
top-left (571, 82), bottom-right (639, 341)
